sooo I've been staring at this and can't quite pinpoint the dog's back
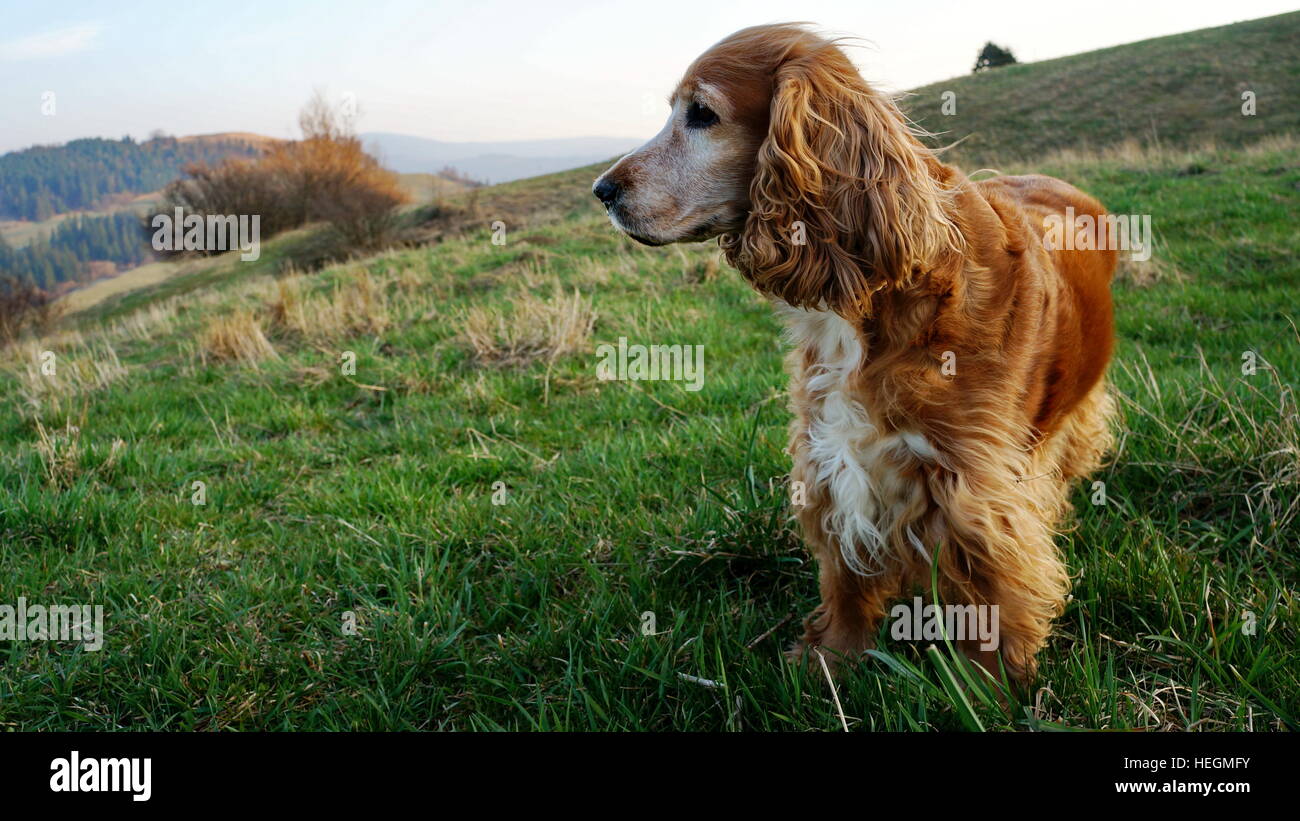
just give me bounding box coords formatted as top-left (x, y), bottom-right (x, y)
top-left (976, 174), bottom-right (1117, 438)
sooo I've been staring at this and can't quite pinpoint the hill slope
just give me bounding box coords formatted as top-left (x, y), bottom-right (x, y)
top-left (1, 13), bottom-right (1296, 731)
top-left (905, 10), bottom-right (1300, 162)
top-left (2, 135), bottom-right (1295, 730)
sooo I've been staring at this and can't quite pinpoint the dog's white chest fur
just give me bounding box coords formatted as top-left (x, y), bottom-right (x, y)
top-left (776, 303), bottom-right (936, 574)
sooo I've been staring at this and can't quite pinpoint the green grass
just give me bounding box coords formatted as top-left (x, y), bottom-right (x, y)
top-left (1, 132), bottom-right (1295, 730)
top-left (905, 10), bottom-right (1300, 161)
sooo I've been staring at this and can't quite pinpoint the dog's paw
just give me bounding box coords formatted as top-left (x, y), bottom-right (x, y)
top-left (785, 638), bottom-right (857, 681)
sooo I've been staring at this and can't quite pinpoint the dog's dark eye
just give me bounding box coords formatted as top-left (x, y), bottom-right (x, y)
top-left (685, 101), bottom-right (719, 128)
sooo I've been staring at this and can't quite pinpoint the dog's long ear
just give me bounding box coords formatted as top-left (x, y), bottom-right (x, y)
top-left (723, 41), bottom-right (961, 317)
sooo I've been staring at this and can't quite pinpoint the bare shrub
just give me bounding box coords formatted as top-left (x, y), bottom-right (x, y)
top-left (156, 91), bottom-right (408, 257)
top-left (0, 275), bottom-right (61, 346)
top-left (260, 92), bottom-right (408, 248)
top-left (161, 158), bottom-right (298, 242)
top-left (435, 165), bottom-right (486, 189)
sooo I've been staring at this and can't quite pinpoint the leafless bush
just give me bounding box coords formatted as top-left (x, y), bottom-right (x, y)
top-left (157, 92), bottom-right (408, 256)
top-left (162, 157), bottom-right (299, 240)
top-left (0, 275), bottom-right (61, 345)
top-left (436, 165), bottom-right (486, 189)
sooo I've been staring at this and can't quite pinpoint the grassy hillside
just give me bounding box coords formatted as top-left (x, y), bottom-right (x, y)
top-left (1, 134), bottom-right (1295, 730)
top-left (905, 10), bottom-right (1300, 162)
top-left (1, 13), bottom-right (1298, 731)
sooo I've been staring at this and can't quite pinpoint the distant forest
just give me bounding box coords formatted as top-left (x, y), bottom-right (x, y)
top-left (0, 135), bottom-right (263, 221)
top-left (0, 212), bottom-right (155, 291)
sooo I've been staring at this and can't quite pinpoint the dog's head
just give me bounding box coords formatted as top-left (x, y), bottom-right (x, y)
top-left (593, 24), bottom-right (961, 315)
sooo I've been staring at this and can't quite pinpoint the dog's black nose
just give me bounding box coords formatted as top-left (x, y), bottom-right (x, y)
top-left (592, 178), bottom-right (621, 206)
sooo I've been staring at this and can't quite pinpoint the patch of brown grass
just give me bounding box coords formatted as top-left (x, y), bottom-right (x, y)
top-left (1115, 251), bottom-right (1185, 287)
top-left (34, 419), bottom-right (83, 489)
top-left (266, 269), bottom-right (390, 340)
top-left (677, 247), bottom-right (721, 284)
top-left (200, 310), bottom-right (279, 366)
top-left (5, 340), bottom-right (128, 418)
top-left (459, 287), bottom-right (596, 367)
top-left (267, 276), bottom-right (309, 332)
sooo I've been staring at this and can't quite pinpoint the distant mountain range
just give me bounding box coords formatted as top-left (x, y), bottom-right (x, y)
top-left (360, 133), bottom-right (641, 184)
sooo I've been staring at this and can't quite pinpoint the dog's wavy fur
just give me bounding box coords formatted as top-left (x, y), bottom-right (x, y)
top-left (595, 24), bottom-right (1118, 683)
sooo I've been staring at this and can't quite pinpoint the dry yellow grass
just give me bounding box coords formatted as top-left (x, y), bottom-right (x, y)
top-left (267, 275), bottom-right (309, 333)
top-left (330, 270), bottom-right (390, 335)
top-left (200, 310), bottom-right (279, 366)
top-left (459, 286), bottom-right (596, 367)
top-left (266, 269), bottom-right (391, 339)
top-left (1115, 252), bottom-right (1185, 287)
top-left (33, 418), bottom-right (83, 489)
top-left (1044, 133), bottom-right (1296, 171)
top-left (108, 297), bottom-right (182, 342)
top-left (5, 340), bottom-right (128, 418)
top-left (392, 264), bottom-right (428, 295)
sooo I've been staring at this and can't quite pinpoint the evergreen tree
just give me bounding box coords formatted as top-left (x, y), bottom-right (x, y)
top-left (973, 42), bottom-right (1018, 72)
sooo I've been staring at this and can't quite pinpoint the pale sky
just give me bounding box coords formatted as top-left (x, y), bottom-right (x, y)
top-left (0, 0), bottom-right (1295, 153)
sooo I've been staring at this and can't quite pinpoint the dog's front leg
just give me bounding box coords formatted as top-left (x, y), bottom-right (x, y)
top-left (788, 540), bottom-right (902, 674)
top-left (930, 470), bottom-right (1071, 686)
